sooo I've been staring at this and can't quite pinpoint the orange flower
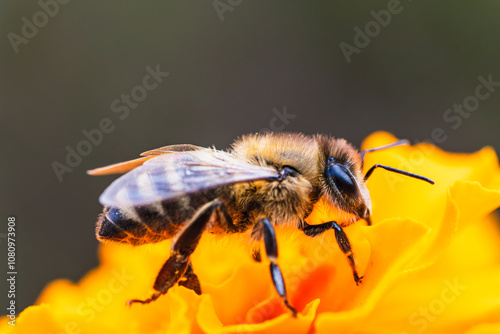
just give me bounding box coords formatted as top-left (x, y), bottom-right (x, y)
top-left (3, 131), bottom-right (500, 334)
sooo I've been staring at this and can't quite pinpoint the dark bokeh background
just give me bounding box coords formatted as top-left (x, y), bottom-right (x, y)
top-left (1, 1), bottom-right (499, 313)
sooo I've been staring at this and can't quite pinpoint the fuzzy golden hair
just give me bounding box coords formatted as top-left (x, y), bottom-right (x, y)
top-left (229, 132), bottom-right (371, 229)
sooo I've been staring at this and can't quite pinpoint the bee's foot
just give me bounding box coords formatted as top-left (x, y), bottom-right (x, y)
top-left (126, 292), bottom-right (162, 306)
top-left (284, 298), bottom-right (298, 318)
top-left (355, 275), bottom-right (364, 286)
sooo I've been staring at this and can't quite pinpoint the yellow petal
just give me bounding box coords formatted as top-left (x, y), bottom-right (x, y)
top-left (196, 294), bottom-right (320, 334)
top-left (1, 305), bottom-right (69, 334)
top-left (314, 218), bottom-right (430, 333)
top-left (362, 132), bottom-right (500, 228)
top-left (464, 323), bottom-right (500, 334)
top-left (7, 131), bottom-right (500, 334)
top-left (449, 180), bottom-right (500, 230)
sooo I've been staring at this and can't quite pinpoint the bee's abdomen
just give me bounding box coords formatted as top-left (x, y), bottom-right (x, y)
top-left (96, 207), bottom-right (165, 245)
top-left (96, 196), bottom-right (211, 246)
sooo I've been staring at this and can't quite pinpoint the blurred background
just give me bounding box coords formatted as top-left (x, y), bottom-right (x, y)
top-left (1, 1), bottom-right (499, 313)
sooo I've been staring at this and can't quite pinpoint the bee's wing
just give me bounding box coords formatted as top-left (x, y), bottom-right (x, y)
top-left (87, 144), bottom-right (204, 176)
top-left (87, 157), bottom-right (155, 176)
top-left (98, 149), bottom-right (278, 207)
top-left (140, 144), bottom-right (205, 156)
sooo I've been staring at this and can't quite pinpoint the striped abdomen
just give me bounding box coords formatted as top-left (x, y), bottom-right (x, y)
top-left (96, 193), bottom-right (215, 246)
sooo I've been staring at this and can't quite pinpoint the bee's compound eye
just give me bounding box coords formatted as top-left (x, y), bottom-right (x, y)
top-left (326, 164), bottom-right (357, 196)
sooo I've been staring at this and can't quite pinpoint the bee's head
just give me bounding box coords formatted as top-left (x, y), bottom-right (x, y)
top-left (316, 136), bottom-right (371, 220)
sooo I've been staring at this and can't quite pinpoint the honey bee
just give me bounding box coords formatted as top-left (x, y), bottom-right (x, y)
top-left (88, 133), bottom-right (434, 316)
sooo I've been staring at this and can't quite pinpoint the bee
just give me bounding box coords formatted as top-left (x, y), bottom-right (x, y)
top-left (88, 133), bottom-right (434, 316)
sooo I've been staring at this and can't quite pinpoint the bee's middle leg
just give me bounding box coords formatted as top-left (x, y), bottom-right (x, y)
top-left (300, 221), bottom-right (363, 285)
top-left (127, 200), bottom-right (227, 305)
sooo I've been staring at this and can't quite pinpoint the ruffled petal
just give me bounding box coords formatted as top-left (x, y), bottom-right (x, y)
top-left (5, 131), bottom-right (500, 334)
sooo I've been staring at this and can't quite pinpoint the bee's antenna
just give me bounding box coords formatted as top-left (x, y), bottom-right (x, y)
top-left (364, 164), bottom-right (435, 185)
top-left (360, 139), bottom-right (410, 168)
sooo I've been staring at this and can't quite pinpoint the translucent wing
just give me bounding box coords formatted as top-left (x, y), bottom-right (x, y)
top-left (87, 157), bottom-right (155, 175)
top-left (98, 149), bottom-right (278, 207)
top-left (87, 144), bottom-right (204, 176)
top-left (140, 144), bottom-right (204, 156)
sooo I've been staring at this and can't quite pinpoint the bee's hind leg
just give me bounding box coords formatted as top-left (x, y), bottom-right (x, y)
top-left (178, 262), bottom-right (201, 295)
top-left (300, 220), bottom-right (363, 285)
top-left (127, 200), bottom-right (225, 306)
top-left (255, 218), bottom-right (298, 317)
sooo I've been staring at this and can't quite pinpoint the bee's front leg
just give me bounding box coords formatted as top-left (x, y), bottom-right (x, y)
top-left (256, 218), bottom-right (298, 317)
top-left (300, 221), bottom-right (364, 285)
top-left (127, 200), bottom-right (227, 306)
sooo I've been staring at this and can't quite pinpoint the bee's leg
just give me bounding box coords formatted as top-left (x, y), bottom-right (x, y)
top-left (251, 246), bottom-right (262, 262)
top-left (211, 200), bottom-right (246, 233)
top-left (300, 221), bottom-right (363, 285)
top-left (258, 218), bottom-right (298, 317)
top-left (127, 200), bottom-right (221, 305)
top-left (178, 262), bottom-right (202, 295)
